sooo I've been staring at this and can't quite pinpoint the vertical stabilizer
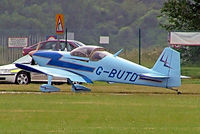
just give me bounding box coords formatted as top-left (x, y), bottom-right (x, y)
top-left (152, 47), bottom-right (181, 88)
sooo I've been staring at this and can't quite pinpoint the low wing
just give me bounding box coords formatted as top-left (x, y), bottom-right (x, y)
top-left (139, 73), bottom-right (169, 79)
top-left (15, 63), bottom-right (93, 83)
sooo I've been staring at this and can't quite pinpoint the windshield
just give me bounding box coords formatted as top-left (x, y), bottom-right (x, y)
top-left (13, 55), bottom-right (32, 64)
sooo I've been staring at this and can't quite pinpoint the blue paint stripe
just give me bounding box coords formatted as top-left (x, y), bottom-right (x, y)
top-left (34, 51), bottom-right (95, 72)
top-left (65, 69), bottom-right (93, 83)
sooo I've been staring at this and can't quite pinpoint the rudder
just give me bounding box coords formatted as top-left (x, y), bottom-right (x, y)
top-left (152, 47), bottom-right (181, 88)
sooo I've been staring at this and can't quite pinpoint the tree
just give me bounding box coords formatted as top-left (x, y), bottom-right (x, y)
top-left (159, 0), bottom-right (200, 64)
top-left (0, 0), bottom-right (167, 51)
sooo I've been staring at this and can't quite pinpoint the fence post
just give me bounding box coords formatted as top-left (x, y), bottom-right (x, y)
top-left (138, 28), bottom-right (141, 65)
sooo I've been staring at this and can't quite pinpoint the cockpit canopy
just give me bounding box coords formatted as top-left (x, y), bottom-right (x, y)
top-left (70, 46), bottom-right (110, 61)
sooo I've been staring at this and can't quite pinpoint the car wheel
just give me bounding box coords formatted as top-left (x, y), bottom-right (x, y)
top-left (15, 71), bottom-right (30, 84)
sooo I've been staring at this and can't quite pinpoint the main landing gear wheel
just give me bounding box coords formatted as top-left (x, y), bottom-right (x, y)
top-left (40, 75), bottom-right (60, 92)
top-left (15, 71), bottom-right (30, 84)
top-left (67, 78), bottom-right (91, 92)
top-left (177, 91), bottom-right (182, 95)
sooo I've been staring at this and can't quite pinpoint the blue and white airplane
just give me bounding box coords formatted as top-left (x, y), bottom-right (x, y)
top-left (15, 46), bottom-right (182, 94)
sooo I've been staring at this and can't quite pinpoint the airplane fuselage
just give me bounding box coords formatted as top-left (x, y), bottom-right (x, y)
top-left (16, 45), bottom-right (181, 93)
top-left (33, 51), bottom-right (168, 88)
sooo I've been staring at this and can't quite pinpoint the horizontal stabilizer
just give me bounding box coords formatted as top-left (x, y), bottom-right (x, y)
top-left (181, 75), bottom-right (191, 79)
top-left (139, 73), bottom-right (169, 79)
top-left (15, 63), bottom-right (93, 83)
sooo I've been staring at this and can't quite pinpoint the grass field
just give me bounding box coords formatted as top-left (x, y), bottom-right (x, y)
top-left (1, 93), bottom-right (200, 134)
top-left (182, 67), bottom-right (200, 79)
top-left (0, 80), bottom-right (200, 134)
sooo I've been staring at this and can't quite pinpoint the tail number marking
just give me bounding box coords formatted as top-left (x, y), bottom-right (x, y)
top-left (96, 66), bottom-right (138, 82)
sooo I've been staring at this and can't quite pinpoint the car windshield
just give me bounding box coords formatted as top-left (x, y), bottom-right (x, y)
top-left (74, 41), bottom-right (85, 46)
top-left (13, 55), bottom-right (32, 64)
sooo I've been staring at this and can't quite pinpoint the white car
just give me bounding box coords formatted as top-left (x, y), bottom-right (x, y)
top-left (0, 54), bottom-right (68, 84)
top-left (0, 39), bottom-right (86, 84)
top-left (0, 55), bottom-right (32, 84)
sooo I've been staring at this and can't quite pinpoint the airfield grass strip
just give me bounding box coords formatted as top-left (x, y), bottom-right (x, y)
top-left (0, 79), bottom-right (200, 94)
top-left (0, 80), bottom-right (200, 133)
top-left (0, 93), bottom-right (200, 134)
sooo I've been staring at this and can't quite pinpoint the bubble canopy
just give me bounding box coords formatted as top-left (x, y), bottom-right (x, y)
top-left (70, 46), bottom-right (110, 61)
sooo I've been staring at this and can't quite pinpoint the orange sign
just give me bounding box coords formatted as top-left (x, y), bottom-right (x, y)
top-left (56, 14), bottom-right (64, 34)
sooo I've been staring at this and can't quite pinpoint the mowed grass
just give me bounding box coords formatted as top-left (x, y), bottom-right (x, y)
top-left (0, 80), bottom-right (200, 134)
top-left (182, 67), bottom-right (200, 79)
top-left (0, 93), bottom-right (200, 134)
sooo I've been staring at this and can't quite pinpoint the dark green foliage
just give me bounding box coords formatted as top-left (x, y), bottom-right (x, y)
top-left (160, 0), bottom-right (200, 31)
top-left (177, 46), bottom-right (200, 65)
top-left (0, 0), bottom-right (167, 51)
top-left (159, 0), bottom-right (200, 64)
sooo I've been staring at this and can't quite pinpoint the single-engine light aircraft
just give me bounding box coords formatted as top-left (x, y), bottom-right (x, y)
top-left (16, 46), bottom-right (182, 94)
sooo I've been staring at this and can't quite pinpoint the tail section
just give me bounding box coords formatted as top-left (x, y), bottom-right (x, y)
top-left (152, 47), bottom-right (181, 88)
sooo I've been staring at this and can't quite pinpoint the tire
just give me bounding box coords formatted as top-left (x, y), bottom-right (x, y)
top-left (15, 71), bottom-right (30, 84)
